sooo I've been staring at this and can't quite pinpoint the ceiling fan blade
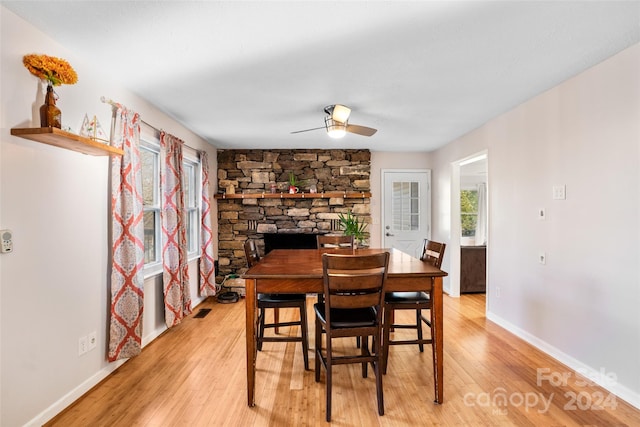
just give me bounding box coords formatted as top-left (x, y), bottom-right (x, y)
top-left (332, 104), bottom-right (351, 123)
top-left (290, 126), bottom-right (326, 134)
top-left (346, 124), bottom-right (377, 137)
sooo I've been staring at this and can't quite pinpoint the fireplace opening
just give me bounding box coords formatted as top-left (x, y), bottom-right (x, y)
top-left (263, 233), bottom-right (320, 253)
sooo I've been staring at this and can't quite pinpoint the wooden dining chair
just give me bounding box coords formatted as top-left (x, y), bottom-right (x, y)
top-left (316, 234), bottom-right (359, 345)
top-left (316, 234), bottom-right (357, 328)
top-left (314, 252), bottom-right (390, 421)
top-left (381, 239), bottom-right (446, 374)
top-left (316, 234), bottom-right (355, 249)
top-left (244, 239), bottom-right (309, 370)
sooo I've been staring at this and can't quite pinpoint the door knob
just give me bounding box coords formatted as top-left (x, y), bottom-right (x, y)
top-left (386, 232), bottom-right (394, 236)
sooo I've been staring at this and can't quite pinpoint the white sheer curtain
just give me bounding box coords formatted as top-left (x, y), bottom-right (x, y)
top-left (475, 183), bottom-right (487, 246)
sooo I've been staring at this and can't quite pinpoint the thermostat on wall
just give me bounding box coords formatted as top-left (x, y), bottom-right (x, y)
top-left (1, 229), bottom-right (13, 253)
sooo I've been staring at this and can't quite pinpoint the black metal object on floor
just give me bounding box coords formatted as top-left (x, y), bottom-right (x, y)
top-left (217, 291), bottom-right (239, 304)
top-left (193, 308), bottom-right (212, 318)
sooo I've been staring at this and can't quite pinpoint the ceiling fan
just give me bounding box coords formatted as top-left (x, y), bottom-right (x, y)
top-left (291, 104), bottom-right (377, 138)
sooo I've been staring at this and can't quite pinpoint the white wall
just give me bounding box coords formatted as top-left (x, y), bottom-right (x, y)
top-left (0, 7), bottom-right (217, 426)
top-left (431, 44), bottom-right (640, 407)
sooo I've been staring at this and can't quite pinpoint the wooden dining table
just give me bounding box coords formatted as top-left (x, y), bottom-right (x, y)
top-left (242, 247), bottom-right (448, 407)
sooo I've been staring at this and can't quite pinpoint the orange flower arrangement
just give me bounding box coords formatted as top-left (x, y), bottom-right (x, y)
top-left (23, 54), bottom-right (78, 86)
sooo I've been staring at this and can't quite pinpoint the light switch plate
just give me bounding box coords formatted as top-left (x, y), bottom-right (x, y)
top-left (553, 185), bottom-right (566, 200)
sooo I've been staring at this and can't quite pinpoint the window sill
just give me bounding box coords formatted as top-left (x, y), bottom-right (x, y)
top-left (143, 263), bottom-right (163, 280)
top-left (143, 254), bottom-right (201, 280)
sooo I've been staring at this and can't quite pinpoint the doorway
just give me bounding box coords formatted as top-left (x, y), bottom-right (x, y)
top-left (381, 169), bottom-right (431, 258)
top-left (450, 152), bottom-right (488, 301)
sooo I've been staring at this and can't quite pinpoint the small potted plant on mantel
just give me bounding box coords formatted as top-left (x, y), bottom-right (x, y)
top-left (338, 210), bottom-right (369, 247)
top-left (288, 172), bottom-right (301, 194)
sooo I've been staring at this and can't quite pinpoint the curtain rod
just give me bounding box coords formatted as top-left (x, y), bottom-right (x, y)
top-left (101, 96), bottom-right (198, 153)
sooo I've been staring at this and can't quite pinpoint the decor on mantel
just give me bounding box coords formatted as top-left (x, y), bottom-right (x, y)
top-left (214, 191), bottom-right (371, 200)
top-left (288, 171), bottom-right (301, 194)
top-left (23, 54), bottom-right (78, 129)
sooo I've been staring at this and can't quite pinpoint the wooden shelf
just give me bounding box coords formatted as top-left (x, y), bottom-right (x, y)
top-left (214, 191), bottom-right (371, 200)
top-left (10, 127), bottom-right (124, 156)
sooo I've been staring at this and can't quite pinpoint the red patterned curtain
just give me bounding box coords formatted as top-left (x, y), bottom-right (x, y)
top-left (199, 151), bottom-right (217, 296)
top-left (160, 131), bottom-right (192, 327)
top-left (109, 106), bottom-right (145, 362)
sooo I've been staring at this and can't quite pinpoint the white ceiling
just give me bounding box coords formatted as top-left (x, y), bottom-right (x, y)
top-left (4, 1), bottom-right (639, 152)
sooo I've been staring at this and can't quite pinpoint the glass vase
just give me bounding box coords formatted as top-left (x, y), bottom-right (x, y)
top-left (40, 83), bottom-right (61, 128)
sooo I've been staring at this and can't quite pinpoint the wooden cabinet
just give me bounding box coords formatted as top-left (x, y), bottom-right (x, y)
top-left (460, 246), bottom-right (486, 293)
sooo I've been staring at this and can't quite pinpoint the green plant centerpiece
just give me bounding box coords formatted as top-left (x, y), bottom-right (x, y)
top-left (338, 210), bottom-right (369, 246)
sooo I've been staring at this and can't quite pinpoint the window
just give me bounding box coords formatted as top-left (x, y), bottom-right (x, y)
top-left (140, 133), bottom-right (201, 275)
top-left (182, 153), bottom-right (201, 257)
top-left (141, 138), bottom-right (161, 268)
top-left (392, 181), bottom-right (420, 231)
top-left (461, 189), bottom-right (479, 237)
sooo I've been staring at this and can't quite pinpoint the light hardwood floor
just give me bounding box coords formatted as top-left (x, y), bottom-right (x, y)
top-left (46, 294), bottom-right (639, 426)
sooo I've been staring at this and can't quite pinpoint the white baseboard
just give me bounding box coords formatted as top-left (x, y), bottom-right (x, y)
top-left (486, 311), bottom-right (640, 410)
top-left (142, 325), bottom-right (167, 347)
top-left (24, 359), bottom-right (127, 427)
top-left (26, 295), bottom-right (209, 427)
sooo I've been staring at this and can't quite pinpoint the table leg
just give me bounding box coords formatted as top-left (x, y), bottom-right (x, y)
top-left (431, 276), bottom-right (444, 404)
top-left (245, 278), bottom-right (257, 406)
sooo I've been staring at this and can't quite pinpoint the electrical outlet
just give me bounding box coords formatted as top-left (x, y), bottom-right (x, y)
top-left (539, 252), bottom-right (546, 265)
top-left (78, 336), bottom-right (87, 356)
top-left (88, 331), bottom-right (97, 351)
top-left (495, 286), bottom-right (501, 298)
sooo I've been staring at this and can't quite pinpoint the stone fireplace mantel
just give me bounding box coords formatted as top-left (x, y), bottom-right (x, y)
top-left (214, 191), bottom-right (371, 200)
top-left (216, 149), bottom-right (371, 278)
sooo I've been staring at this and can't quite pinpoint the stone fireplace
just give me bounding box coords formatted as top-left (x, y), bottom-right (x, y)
top-left (215, 149), bottom-right (371, 278)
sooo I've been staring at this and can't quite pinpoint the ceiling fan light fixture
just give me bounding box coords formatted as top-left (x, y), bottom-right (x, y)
top-left (325, 117), bottom-right (346, 139)
top-left (292, 105), bottom-right (376, 137)
top-left (331, 104), bottom-right (351, 123)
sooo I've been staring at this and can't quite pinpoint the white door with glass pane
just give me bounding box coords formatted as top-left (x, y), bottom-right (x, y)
top-left (382, 170), bottom-right (431, 258)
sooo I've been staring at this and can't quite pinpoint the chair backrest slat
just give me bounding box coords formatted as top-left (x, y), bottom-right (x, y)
top-left (317, 234), bottom-right (355, 249)
top-left (420, 239), bottom-right (446, 268)
top-left (331, 293), bottom-right (382, 309)
top-left (244, 239), bottom-right (261, 268)
top-left (326, 268), bottom-right (386, 291)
